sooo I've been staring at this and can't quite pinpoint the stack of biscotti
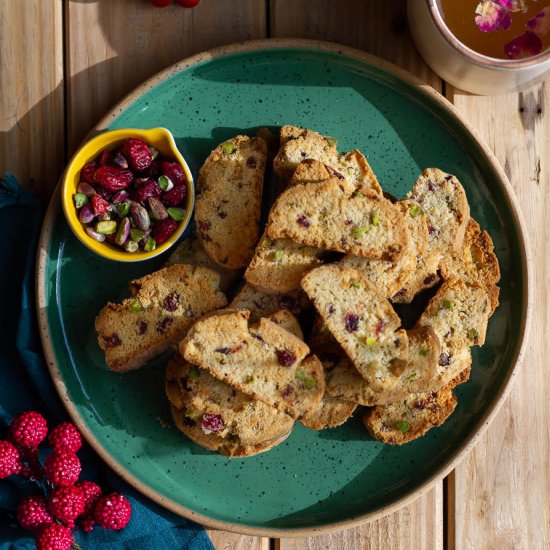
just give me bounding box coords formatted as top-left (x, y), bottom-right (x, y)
top-left (95, 265), bottom-right (228, 373)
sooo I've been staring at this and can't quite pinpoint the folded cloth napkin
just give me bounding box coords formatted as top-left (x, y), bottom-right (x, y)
top-left (0, 174), bottom-right (214, 550)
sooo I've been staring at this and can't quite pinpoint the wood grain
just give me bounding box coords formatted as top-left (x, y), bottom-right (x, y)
top-left (66, 0), bottom-right (266, 151)
top-left (446, 82), bottom-right (550, 550)
top-left (271, 2), bottom-right (444, 547)
top-left (0, 0), bottom-right (64, 202)
top-left (207, 529), bottom-right (270, 550)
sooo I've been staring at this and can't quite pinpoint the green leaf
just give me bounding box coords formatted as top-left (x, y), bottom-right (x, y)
top-left (167, 207), bottom-right (186, 221)
top-left (158, 175), bottom-right (174, 192)
top-left (74, 193), bottom-right (88, 208)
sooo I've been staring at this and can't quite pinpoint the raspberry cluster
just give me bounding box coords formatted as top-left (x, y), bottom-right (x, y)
top-left (1, 411), bottom-right (132, 549)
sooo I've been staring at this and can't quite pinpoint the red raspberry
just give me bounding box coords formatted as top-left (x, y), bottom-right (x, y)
top-left (160, 161), bottom-right (186, 185)
top-left (91, 194), bottom-right (111, 217)
top-left (151, 0), bottom-right (172, 5)
top-left (48, 486), bottom-right (85, 528)
top-left (76, 480), bottom-right (102, 531)
top-left (17, 495), bottom-right (53, 532)
top-left (178, 0), bottom-right (200, 6)
top-left (94, 166), bottom-right (133, 191)
top-left (162, 184), bottom-right (186, 206)
top-left (44, 451), bottom-right (81, 488)
top-left (152, 218), bottom-right (178, 244)
top-left (80, 162), bottom-right (97, 183)
top-left (48, 423), bottom-right (82, 454)
top-left (35, 523), bottom-right (73, 550)
top-left (9, 411), bottom-right (48, 450)
top-left (94, 493), bottom-right (132, 530)
top-left (0, 440), bottom-right (21, 478)
top-left (19, 449), bottom-right (43, 481)
top-left (122, 138), bottom-right (153, 172)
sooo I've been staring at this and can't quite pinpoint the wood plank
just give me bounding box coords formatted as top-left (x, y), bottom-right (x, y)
top-left (66, 0), bottom-right (266, 151)
top-left (446, 81), bottom-right (550, 550)
top-left (274, 488), bottom-right (442, 550)
top-left (0, 0), bottom-right (64, 203)
top-left (207, 529), bottom-right (270, 550)
top-left (271, 1), bottom-right (444, 546)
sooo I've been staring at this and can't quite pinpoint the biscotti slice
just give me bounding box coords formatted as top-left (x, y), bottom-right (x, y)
top-left (195, 135), bottom-right (267, 268)
top-left (288, 158), bottom-right (350, 190)
top-left (95, 265), bottom-right (227, 373)
top-left (407, 168), bottom-right (470, 254)
top-left (439, 219), bottom-right (500, 314)
top-left (274, 126), bottom-right (339, 182)
top-left (300, 394), bottom-right (357, 430)
top-left (265, 309), bottom-right (304, 340)
top-left (337, 150), bottom-right (383, 196)
top-left (308, 316), bottom-right (341, 353)
top-left (326, 326), bottom-right (440, 406)
top-left (244, 231), bottom-right (322, 294)
top-left (165, 237), bottom-right (240, 292)
top-left (362, 383), bottom-right (457, 445)
top-left (268, 178), bottom-right (408, 262)
top-left (301, 265), bottom-right (409, 393)
top-left (339, 199), bottom-right (428, 298)
top-left (416, 279), bottom-right (490, 390)
top-left (170, 405), bottom-right (290, 457)
top-left (165, 356), bottom-right (294, 445)
top-left (230, 284), bottom-right (309, 322)
top-left (180, 310), bottom-right (324, 418)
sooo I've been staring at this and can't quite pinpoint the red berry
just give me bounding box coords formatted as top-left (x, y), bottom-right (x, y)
top-left (97, 149), bottom-right (112, 167)
top-left (94, 493), bottom-right (132, 530)
top-left (178, 0), bottom-right (200, 6)
top-left (19, 449), bottom-right (43, 481)
top-left (0, 441), bottom-right (21, 478)
top-left (94, 166), bottom-right (133, 191)
top-left (121, 138), bottom-right (153, 172)
top-left (76, 480), bottom-right (102, 515)
top-left (91, 194), bottom-right (111, 217)
top-left (48, 423), bottom-right (82, 454)
top-left (44, 451), bottom-right (81, 488)
top-left (35, 523), bottom-right (73, 550)
top-left (201, 414), bottom-right (224, 434)
top-left (162, 184), bottom-right (186, 207)
top-left (151, 0), bottom-right (172, 6)
top-left (9, 411), bottom-right (48, 450)
top-left (160, 161), bottom-right (186, 185)
top-left (80, 162), bottom-right (97, 184)
top-left (48, 486), bottom-right (85, 528)
top-left (275, 349), bottom-right (296, 368)
top-left (134, 179), bottom-right (162, 203)
top-left (17, 496), bottom-right (53, 532)
top-left (152, 218), bottom-right (178, 244)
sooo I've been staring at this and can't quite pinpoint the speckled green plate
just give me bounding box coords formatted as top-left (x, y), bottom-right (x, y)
top-left (37, 40), bottom-right (531, 536)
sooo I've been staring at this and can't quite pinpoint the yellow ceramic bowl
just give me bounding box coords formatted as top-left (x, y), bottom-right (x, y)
top-left (61, 127), bottom-right (194, 262)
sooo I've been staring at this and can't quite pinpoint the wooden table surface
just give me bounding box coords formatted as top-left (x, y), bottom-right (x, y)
top-left (1, 1), bottom-right (548, 548)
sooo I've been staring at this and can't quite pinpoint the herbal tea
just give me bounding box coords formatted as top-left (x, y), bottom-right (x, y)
top-left (439, 0), bottom-right (550, 59)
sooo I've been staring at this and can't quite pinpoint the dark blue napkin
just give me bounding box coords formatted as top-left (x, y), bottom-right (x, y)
top-left (0, 174), bottom-right (213, 550)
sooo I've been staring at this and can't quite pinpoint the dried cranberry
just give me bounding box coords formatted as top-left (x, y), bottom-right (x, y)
top-left (95, 186), bottom-right (113, 201)
top-left (246, 157), bottom-right (257, 168)
top-left (122, 138), bottom-right (152, 172)
top-left (428, 225), bottom-right (439, 236)
top-left (91, 194), bottom-right (111, 216)
top-left (215, 347), bottom-right (230, 354)
top-left (296, 214), bottom-right (311, 228)
top-left (162, 185), bottom-right (186, 207)
top-left (98, 150), bottom-right (112, 167)
top-left (427, 181), bottom-right (437, 191)
top-left (374, 319), bottom-right (387, 336)
top-left (103, 334), bottom-right (121, 348)
top-left (144, 160), bottom-right (161, 178)
top-left (138, 321), bottom-right (148, 335)
top-left (153, 218), bottom-right (178, 244)
top-left (331, 169), bottom-right (344, 180)
top-left (163, 291), bottom-right (180, 312)
top-left (276, 349), bottom-right (297, 367)
top-left (160, 161), bottom-right (186, 185)
top-left (201, 414), bottom-right (224, 433)
top-left (281, 385), bottom-right (294, 399)
top-left (392, 288), bottom-right (406, 300)
top-left (423, 274), bottom-right (436, 285)
top-left (344, 313), bottom-right (359, 333)
top-left (327, 303), bottom-right (335, 314)
top-left (438, 353), bottom-right (450, 366)
top-left (134, 179), bottom-right (161, 203)
top-left (80, 162), bottom-right (96, 183)
top-left (197, 220), bottom-right (211, 242)
top-left (156, 317), bottom-right (173, 334)
top-left (94, 166), bottom-right (133, 191)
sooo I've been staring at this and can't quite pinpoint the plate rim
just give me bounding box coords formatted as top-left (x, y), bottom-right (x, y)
top-left (36, 38), bottom-right (533, 537)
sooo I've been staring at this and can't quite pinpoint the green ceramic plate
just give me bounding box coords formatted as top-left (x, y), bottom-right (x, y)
top-left (37, 40), bottom-right (530, 536)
